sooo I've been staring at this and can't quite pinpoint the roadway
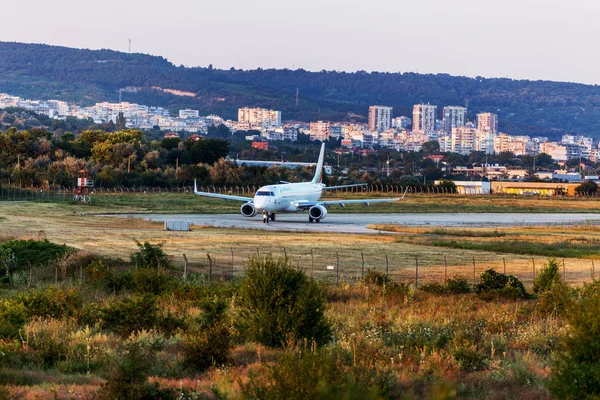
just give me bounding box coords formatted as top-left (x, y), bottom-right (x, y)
top-left (118, 213), bottom-right (600, 234)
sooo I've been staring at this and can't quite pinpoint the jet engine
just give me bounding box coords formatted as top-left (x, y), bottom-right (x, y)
top-left (308, 205), bottom-right (328, 221)
top-left (240, 203), bottom-right (257, 217)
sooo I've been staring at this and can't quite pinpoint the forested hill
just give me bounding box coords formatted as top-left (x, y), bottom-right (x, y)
top-left (2, 41), bottom-right (600, 139)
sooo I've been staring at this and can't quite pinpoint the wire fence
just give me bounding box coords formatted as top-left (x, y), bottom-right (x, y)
top-left (12, 247), bottom-right (595, 290)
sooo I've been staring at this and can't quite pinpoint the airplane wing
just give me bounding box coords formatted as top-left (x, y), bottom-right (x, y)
top-left (294, 188), bottom-right (409, 209)
top-left (194, 180), bottom-right (253, 202)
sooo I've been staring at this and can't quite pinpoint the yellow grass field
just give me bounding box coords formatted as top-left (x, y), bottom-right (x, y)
top-left (0, 200), bottom-right (598, 287)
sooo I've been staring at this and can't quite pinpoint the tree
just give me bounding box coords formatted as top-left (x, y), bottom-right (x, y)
top-left (115, 112), bottom-right (126, 131)
top-left (421, 141), bottom-right (440, 154)
top-left (575, 180), bottom-right (598, 196)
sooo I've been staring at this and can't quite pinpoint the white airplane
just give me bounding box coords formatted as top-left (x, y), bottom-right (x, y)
top-left (194, 143), bottom-right (407, 223)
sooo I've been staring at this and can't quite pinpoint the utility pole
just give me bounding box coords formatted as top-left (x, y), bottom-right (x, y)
top-left (128, 38), bottom-right (131, 54)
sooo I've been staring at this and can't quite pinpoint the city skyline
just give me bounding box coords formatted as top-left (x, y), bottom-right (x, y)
top-left (2, 0), bottom-right (600, 84)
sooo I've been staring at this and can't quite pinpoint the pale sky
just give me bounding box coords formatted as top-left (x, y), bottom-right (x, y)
top-left (3, 0), bottom-right (600, 84)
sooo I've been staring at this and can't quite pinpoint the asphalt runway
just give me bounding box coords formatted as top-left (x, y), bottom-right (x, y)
top-left (118, 213), bottom-right (600, 234)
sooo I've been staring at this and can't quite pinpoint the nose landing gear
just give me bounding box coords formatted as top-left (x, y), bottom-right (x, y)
top-left (263, 212), bottom-right (275, 223)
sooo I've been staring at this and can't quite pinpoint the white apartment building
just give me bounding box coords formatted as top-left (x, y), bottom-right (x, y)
top-left (412, 104), bottom-right (437, 134)
top-left (442, 106), bottom-right (467, 134)
top-left (475, 130), bottom-right (496, 154)
top-left (237, 107), bottom-right (282, 129)
top-left (179, 109), bottom-right (200, 119)
top-left (368, 105), bottom-right (393, 132)
top-left (540, 142), bottom-right (568, 161)
top-left (392, 116), bottom-right (411, 129)
top-left (309, 121), bottom-right (330, 141)
top-left (477, 113), bottom-right (498, 134)
top-left (451, 125), bottom-right (476, 154)
top-left (494, 134), bottom-right (530, 156)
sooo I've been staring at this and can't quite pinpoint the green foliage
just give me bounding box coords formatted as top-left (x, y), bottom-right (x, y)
top-left (130, 240), bottom-right (170, 269)
top-left (0, 299), bottom-right (27, 339)
top-left (130, 268), bottom-right (179, 295)
top-left (100, 294), bottom-right (182, 337)
top-left (237, 256), bottom-right (331, 348)
top-left (537, 281), bottom-right (573, 317)
top-left (476, 269), bottom-right (528, 299)
top-left (241, 348), bottom-right (397, 400)
top-left (0, 239), bottom-right (76, 272)
top-left (454, 348), bottom-right (487, 372)
top-left (575, 180), bottom-right (599, 196)
top-left (435, 179), bottom-right (456, 193)
top-left (183, 297), bottom-right (231, 371)
top-left (364, 269), bottom-right (390, 287)
top-left (549, 281), bottom-right (600, 398)
top-left (420, 277), bottom-right (472, 295)
top-left (17, 286), bottom-right (83, 319)
top-left (431, 239), bottom-right (600, 258)
top-left (533, 258), bottom-right (561, 294)
top-left (103, 333), bottom-right (172, 400)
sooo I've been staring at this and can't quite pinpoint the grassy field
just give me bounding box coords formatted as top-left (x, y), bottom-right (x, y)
top-left (0, 197), bottom-right (599, 398)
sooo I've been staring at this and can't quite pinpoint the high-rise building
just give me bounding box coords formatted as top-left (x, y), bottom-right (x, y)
top-left (475, 130), bottom-right (496, 154)
top-left (392, 116), bottom-right (411, 129)
top-left (368, 105), bottom-right (393, 132)
top-left (309, 121), bottom-right (330, 141)
top-left (412, 104), bottom-right (437, 134)
top-left (442, 106), bottom-right (467, 133)
top-left (451, 125), bottom-right (476, 155)
top-left (477, 113), bottom-right (498, 134)
top-left (238, 107), bottom-right (282, 129)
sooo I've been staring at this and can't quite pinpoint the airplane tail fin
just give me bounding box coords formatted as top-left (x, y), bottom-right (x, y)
top-left (311, 143), bottom-right (326, 184)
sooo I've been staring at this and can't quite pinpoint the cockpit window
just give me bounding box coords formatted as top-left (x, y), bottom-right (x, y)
top-left (256, 191), bottom-right (275, 196)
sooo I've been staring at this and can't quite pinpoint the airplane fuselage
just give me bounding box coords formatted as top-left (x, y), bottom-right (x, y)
top-left (253, 182), bottom-right (323, 212)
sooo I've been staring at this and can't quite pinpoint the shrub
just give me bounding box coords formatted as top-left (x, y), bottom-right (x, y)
top-left (533, 258), bottom-right (561, 294)
top-left (102, 332), bottom-right (172, 400)
top-left (0, 239), bottom-right (76, 273)
top-left (446, 277), bottom-right (473, 294)
top-left (130, 240), bottom-right (170, 269)
top-left (420, 282), bottom-right (447, 295)
top-left (22, 317), bottom-right (73, 368)
top-left (100, 294), bottom-right (182, 337)
top-left (183, 297), bottom-right (231, 371)
top-left (537, 281), bottom-right (573, 317)
top-left (476, 269), bottom-right (528, 299)
top-left (364, 269), bottom-right (390, 287)
top-left (0, 299), bottom-right (27, 339)
top-left (237, 256), bottom-right (331, 348)
top-left (131, 268), bottom-right (179, 295)
top-left (454, 348), bottom-right (487, 372)
top-left (241, 348), bottom-right (397, 400)
top-left (549, 281), bottom-right (600, 398)
top-left (17, 286), bottom-right (83, 319)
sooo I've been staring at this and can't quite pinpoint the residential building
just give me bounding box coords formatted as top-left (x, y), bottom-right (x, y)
top-left (475, 130), bottom-right (496, 154)
top-left (392, 116), bottom-right (411, 129)
top-left (412, 104), bottom-right (437, 134)
top-left (309, 121), bottom-right (330, 141)
top-left (494, 134), bottom-right (530, 156)
top-left (442, 106), bottom-right (467, 133)
top-left (477, 113), bottom-right (498, 134)
top-left (368, 105), bottom-right (393, 132)
top-left (179, 109), bottom-right (200, 119)
top-left (540, 142), bottom-right (567, 161)
top-left (237, 107), bottom-right (282, 129)
top-left (451, 125), bottom-right (476, 155)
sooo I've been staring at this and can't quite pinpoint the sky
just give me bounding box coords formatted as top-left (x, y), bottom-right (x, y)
top-left (3, 0), bottom-right (600, 84)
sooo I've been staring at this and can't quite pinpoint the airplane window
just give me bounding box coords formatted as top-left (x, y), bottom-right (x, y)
top-left (256, 191), bottom-right (274, 196)
top-left (270, 192), bottom-right (275, 196)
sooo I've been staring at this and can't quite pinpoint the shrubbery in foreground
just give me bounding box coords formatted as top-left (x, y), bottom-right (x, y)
top-left (237, 255), bottom-right (331, 348)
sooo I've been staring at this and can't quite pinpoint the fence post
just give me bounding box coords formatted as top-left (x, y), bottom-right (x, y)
top-left (311, 249), bottom-right (314, 279)
top-left (207, 254), bottom-right (212, 283)
top-left (336, 252), bottom-right (340, 285)
top-left (562, 258), bottom-right (566, 281)
top-left (182, 254), bottom-right (188, 281)
top-left (444, 255), bottom-right (448, 281)
top-left (361, 252), bottom-right (365, 279)
top-left (415, 256), bottom-right (419, 289)
top-left (231, 248), bottom-right (235, 279)
top-left (503, 257), bottom-right (506, 275)
top-left (472, 257), bottom-right (476, 283)
top-left (532, 258), bottom-right (536, 281)
top-left (385, 254), bottom-right (389, 278)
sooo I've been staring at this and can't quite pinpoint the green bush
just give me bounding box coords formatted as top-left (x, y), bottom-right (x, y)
top-left (476, 269), bottom-right (528, 299)
top-left (533, 258), bottom-right (561, 294)
top-left (241, 348), bottom-right (397, 400)
top-left (103, 333), bottom-right (173, 400)
top-left (130, 240), bottom-right (171, 269)
top-left (100, 294), bottom-right (182, 337)
top-left (131, 268), bottom-right (179, 295)
top-left (549, 281), bottom-right (600, 398)
top-left (454, 348), bottom-right (487, 372)
top-left (364, 269), bottom-right (390, 287)
top-left (419, 282), bottom-right (446, 295)
top-left (17, 286), bottom-right (83, 319)
top-left (0, 239), bottom-right (76, 273)
top-left (183, 297), bottom-right (231, 371)
top-left (537, 281), bottom-right (573, 317)
top-left (0, 299), bottom-right (27, 339)
top-left (420, 277), bottom-right (472, 296)
top-left (237, 256), bottom-right (331, 348)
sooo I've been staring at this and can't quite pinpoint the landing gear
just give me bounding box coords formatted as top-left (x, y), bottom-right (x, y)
top-left (271, 213), bottom-right (276, 221)
top-left (263, 211), bottom-right (269, 224)
top-left (308, 216), bottom-right (320, 223)
top-left (309, 216), bottom-right (313, 223)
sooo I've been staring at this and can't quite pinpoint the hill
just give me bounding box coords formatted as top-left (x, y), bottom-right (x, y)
top-left (1, 42), bottom-right (600, 139)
